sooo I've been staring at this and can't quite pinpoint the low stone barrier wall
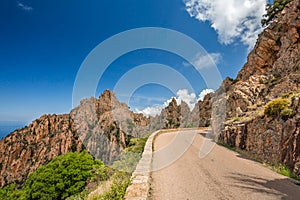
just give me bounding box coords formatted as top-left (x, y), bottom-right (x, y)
top-left (124, 130), bottom-right (159, 200)
top-left (124, 128), bottom-right (196, 199)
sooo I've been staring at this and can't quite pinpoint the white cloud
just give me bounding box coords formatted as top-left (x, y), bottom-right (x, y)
top-left (197, 89), bottom-right (214, 101)
top-left (183, 52), bottom-right (221, 69)
top-left (193, 53), bottom-right (222, 70)
top-left (184, 0), bottom-right (266, 48)
top-left (17, 2), bottom-right (33, 11)
top-left (135, 105), bottom-right (164, 117)
top-left (135, 89), bottom-right (214, 117)
top-left (173, 89), bottom-right (197, 109)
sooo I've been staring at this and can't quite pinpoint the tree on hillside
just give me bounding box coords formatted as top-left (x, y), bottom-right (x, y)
top-left (261, 0), bottom-right (292, 26)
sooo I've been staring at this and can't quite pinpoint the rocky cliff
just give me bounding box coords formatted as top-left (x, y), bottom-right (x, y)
top-left (0, 90), bottom-right (150, 187)
top-left (0, 114), bottom-right (83, 187)
top-left (216, 0), bottom-right (300, 176)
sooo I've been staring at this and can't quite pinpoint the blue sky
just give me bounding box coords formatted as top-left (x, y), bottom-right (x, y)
top-left (0, 0), bottom-right (267, 128)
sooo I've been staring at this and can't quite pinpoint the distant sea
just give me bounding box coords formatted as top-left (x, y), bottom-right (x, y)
top-left (0, 122), bottom-right (26, 139)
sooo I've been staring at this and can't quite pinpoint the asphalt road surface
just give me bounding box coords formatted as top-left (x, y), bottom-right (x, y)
top-left (150, 129), bottom-right (300, 200)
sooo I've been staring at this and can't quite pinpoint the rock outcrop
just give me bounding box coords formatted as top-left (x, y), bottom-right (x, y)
top-left (216, 0), bottom-right (300, 176)
top-left (70, 90), bottom-right (151, 165)
top-left (162, 98), bottom-right (181, 129)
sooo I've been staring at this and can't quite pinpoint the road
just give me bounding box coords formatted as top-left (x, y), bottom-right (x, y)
top-left (150, 129), bottom-right (300, 200)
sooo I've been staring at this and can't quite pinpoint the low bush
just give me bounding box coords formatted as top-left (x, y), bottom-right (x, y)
top-left (264, 98), bottom-right (290, 117)
top-left (93, 171), bottom-right (130, 200)
top-left (125, 137), bottom-right (148, 154)
top-left (280, 107), bottom-right (294, 118)
top-left (111, 136), bottom-right (148, 173)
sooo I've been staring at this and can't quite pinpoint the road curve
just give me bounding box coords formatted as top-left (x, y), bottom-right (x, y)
top-left (150, 129), bottom-right (300, 200)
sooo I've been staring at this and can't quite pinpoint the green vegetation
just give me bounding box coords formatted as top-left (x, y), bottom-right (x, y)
top-left (233, 117), bottom-right (241, 122)
top-left (92, 171), bottom-right (130, 200)
top-left (0, 135), bottom-right (149, 200)
top-left (268, 164), bottom-right (299, 180)
top-left (280, 107), bottom-right (294, 118)
top-left (125, 137), bottom-right (148, 154)
top-left (281, 89), bottom-right (300, 99)
top-left (219, 143), bottom-right (237, 151)
top-left (90, 136), bottom-right (149, 199)
top-left (262, 0), bottom-right (292, 26)
top-left (23, 151), bottom-right (107, 200)
top-left (0, 151), bottom-right (110, 200)
top-left (264, 98), bottom-right (291, 118)
top-left (0, 183), bottom-right (25, 200)
top-left (112, 136), bottom-right (148, 173)
top-left (263, 77), bottom-right (278, 85)
top-left (282, 91), bottom-right (294, 99)
top-left (186, 123), bottom-right (195, 128)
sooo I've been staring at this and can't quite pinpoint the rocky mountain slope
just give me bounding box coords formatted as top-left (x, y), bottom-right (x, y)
top-left (0, 114), bottom-right (83, 187)
top-left (212, 0), bottom-right (300, 176)
top-left (0, 90), bottom-right (151, 187)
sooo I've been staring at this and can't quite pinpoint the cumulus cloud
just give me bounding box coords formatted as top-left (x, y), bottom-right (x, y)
top-left (135, 105), bottom-right (164, 117)
top-left (184, 0), bottom-right (266, 48)
top-left (135, 89), bottom-right (214, 117)
top-left (172, 89), bottom-right (197, 109)
top-left (197, 88), bottom-right (214, 101)
top-left (17, 2), bottom-right (33, 11)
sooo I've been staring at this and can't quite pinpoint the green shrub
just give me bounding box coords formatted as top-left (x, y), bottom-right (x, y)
top-left (273, 164), bottom-right (298, 179)
top-left (262, 0), bottom-right (292, 26)
top-left (111, 151), bottom-right (141, 173)
top-left (280, 108), bottom-right (294, 118)
top-left (93, 171), bottom-right (130, 200)
top-left (0, 183), bottom-right (26, 200)
top-left (111, 136), bottom-right (148, 173)
top-left (186, 123), bottom-right (195, 128)
top-left (125, 137), bottom-right (147, 154)
top-left (264, 98), bottom-right (290, 117)
top-left (21, 151), bottom-right (107, 200)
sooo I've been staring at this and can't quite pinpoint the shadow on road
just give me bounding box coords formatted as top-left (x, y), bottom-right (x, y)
top-left (226, 173), bottom-right (300, 200)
